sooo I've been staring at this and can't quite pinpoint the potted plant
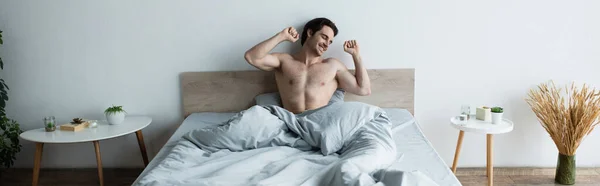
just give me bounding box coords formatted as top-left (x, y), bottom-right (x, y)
top-left (43, 116), bottom-right (56, 132)
top-left (526, 81), bottom-right (600, 185)
top-left (45, 121), bottom-right (55, 132)
top-left (104, 105), bottom-right (126, 125)
top-left (0, 30), bottom-right (24, 170)
top-left (490, 107), bottom-right (503, 124)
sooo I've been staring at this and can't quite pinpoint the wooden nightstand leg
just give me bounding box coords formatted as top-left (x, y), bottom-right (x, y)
top-left (32, 143), bottom-right (44, 186)
top-left (487, 134), bottom-right (493, 186)
top-left (135, 130), bottom-right (149, 167)
top-left (93, 141), bottom-right (104, 186)
top-left (451, 130), bottom-right (465, 173)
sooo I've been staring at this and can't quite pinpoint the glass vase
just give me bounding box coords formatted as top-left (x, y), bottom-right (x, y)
top-left (461, 105), bottom-right (471, 120)
top-left (555, 153), bottom-right (576, 185)
top-left (43, 116), bottom-right (56, 132)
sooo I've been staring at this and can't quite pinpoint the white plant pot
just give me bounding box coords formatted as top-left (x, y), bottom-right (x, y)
top-left (491, 112), bottom-right (503, 124)
top-left (106, 112), bottom-right (126, 125)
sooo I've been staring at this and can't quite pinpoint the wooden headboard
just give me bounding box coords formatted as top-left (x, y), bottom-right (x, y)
top-left (180, 69), bottom-right (414, 117)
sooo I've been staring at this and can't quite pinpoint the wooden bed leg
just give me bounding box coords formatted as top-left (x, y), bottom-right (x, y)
top-left (451, 130), bottom-right (464, 173)
top-left (136, 130), bottom-right (149, 167)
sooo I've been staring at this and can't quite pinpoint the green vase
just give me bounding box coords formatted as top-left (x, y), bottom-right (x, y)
top-left (555, 153), bottom-right (576, 185)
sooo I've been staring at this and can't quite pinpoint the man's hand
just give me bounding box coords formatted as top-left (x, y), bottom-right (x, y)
top-left (344, 40), bottom-right (360, 56)
top-left (279, 27), bottom-right (299, 43)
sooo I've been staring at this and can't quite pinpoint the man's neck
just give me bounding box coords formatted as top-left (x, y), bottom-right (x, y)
top-left (294, 47), bottom-right (321, 65)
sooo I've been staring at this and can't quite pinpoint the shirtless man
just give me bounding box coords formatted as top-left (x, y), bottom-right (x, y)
top-left (244, 18), bottom-right (371, 114)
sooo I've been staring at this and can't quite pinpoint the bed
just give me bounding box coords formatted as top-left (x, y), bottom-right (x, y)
top-left (132, 69), bottom-right (461, 186)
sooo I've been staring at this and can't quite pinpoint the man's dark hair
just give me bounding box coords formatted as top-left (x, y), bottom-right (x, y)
top-left (301, 18), bottom-right (339, 46)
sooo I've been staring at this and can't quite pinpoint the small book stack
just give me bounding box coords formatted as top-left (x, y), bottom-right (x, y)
top-left (59, 118), bottom-right (90, 132)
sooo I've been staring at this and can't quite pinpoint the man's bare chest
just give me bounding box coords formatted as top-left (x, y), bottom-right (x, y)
top-left (278, 62), bottom-right (337, 86)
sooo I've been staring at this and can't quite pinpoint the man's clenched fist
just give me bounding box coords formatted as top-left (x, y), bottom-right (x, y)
top-left (344, 40), bottom-right (360, 55)
top-left (280, 27), bottom-right (299, 42)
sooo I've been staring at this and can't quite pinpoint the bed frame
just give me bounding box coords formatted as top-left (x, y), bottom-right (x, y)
top-left (180, 68), bottom-right (414, 117)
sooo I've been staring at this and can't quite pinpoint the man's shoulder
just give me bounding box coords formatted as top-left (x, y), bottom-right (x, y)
top-left (272, 52), bottom-right (293, 59)
top-left (323, 57), bottom-right (342, 65)
top-left (323, 57), bottom-right (346, 69)
top-left (323, 57), bottom-right (341, 63)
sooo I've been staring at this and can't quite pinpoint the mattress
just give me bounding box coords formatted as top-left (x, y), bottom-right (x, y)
top-left (133, 109), bottom-right (461, 186)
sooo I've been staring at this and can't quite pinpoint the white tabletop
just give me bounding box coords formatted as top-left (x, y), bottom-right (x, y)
top-left (19, 116), bottom-right (152, 143)
top-left (450, 116), bottom-right (514, 134)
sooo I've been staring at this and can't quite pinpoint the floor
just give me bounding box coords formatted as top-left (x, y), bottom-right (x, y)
top-left (0, 168), bottom-right (143, 186)
top-left (455, 167), bottom-right (600, 186)
top-left (1, 167), bottom-right (600, 186)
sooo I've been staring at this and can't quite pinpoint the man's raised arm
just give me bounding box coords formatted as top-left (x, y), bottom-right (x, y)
top-left (335, 40), bottom-right (371, 96)
top-left (244, 27), bottom-right (299, 71)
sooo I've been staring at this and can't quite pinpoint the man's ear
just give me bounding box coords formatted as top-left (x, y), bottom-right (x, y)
top-left (307, 29), bottom-right (313, 38)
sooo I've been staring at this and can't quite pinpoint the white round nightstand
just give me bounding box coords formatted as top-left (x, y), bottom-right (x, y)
top-left (449, 116), bottom-right (514, 186)
top-left (19, 116), bottom-right (152, 186)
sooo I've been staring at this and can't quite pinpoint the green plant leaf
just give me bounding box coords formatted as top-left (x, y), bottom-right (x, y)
top-left (1, 80), bottom-right (7, 90)
top-left (2, 80), bottom-right (8, 90)
top-left (104, 105), bottom-right (126, 114)
top-left (0, 90), bottom-right (8, 101)
top-left (0, 116), bottom-right (21, 168)
top-left (0, 57), bottom-right (3, 70)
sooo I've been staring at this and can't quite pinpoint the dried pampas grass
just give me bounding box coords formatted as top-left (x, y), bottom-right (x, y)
top-left (525, 81), bottom-right (600, 156)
